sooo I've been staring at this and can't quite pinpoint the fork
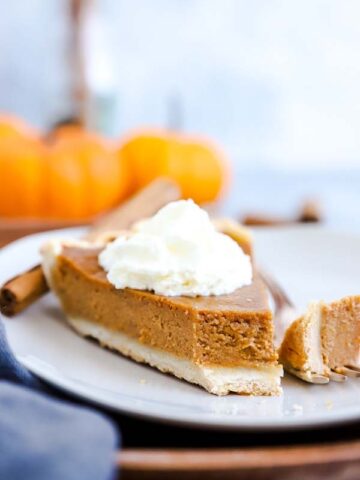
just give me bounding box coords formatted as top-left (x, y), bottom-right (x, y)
top-left (259, 269), bottom-right (360, 384)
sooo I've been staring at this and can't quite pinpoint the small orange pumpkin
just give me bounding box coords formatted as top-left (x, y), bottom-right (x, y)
top-left (0, 136), bottom-right (45, 217)
top-left (118, 129), bottom-right (230, 204)
top-left (44, 130), bottom-right (129, 219)
top-left (0, 115), bottom-right (39, 140)
top-left (0, 116), bottom-right (44, 217)
top-left (0, 116), bottom-right (130, 219)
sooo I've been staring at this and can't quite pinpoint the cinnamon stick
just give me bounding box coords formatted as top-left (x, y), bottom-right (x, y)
top-left (0, 178), bottom-right (180, 317)
top-left (242, 199), bottom-right (322, 227)
top-left (0, 265), bottom-right (48, 317)
top-left (87, 178), bottom-right (180, 240)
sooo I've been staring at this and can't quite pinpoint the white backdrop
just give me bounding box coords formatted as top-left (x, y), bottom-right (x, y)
top-left (1, 0), bottom-right (360, 169)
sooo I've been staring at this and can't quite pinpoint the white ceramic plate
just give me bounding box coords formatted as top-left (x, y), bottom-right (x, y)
top-left (1, 226), bottom-right (360, 430)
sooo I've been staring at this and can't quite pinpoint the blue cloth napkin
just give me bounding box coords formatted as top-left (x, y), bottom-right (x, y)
top-left (0, 318), bottom-right (119, 480)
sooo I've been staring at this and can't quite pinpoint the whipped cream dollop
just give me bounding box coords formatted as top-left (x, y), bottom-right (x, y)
top-left (98, 200), bottom-right (252, 297)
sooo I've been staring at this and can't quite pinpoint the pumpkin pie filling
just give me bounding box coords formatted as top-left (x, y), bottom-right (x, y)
top-left (42, 242), bottom-right (283, 395)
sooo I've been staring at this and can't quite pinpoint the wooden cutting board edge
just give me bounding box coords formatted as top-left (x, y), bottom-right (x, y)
top-left (118, 440), bottom-right (360, 471)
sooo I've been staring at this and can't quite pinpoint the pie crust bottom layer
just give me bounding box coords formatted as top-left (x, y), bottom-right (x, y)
top-left (67, 316), bottom-right (283, 396)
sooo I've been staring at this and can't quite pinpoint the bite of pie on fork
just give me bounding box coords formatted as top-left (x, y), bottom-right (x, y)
top-left (261, 270), bottom-right (360, 384)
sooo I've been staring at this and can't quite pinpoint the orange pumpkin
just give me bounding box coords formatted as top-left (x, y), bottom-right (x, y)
top-left (0, 116), bottom-right (130, 219)
top-left (0, 116), bottom-right (44, 217)
top-left (0, 136), bottom-right (45, 217)
top-left (118, 129), bottom-right (230, 203)
top-left (44, 130), bottom-right (129, 219)
top-left (0, 115), bottom-right (39, 140)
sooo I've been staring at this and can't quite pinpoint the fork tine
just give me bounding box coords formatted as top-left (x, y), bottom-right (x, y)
top-left (336, 367), bottom-right (360, 378)
top-left (345, 365), bottom-right (360, 373)
top-left (329, 371), bottom-right (347, 382)
top-left (285, 366), bottom-right (329, 384)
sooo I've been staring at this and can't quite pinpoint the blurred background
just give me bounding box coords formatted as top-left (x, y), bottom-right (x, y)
top-left (1, 0), bottom-right (360, 230)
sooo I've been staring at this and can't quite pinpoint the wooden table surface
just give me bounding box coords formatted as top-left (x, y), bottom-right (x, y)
top-left (1, 221), bottom-right (359, 480)
top-left (115, 414), bottom-right (360, 480)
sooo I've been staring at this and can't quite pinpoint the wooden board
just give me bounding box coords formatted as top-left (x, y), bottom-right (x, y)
top-left (112, 410), bottom-right (360, 479)
top-left (118, 441), bottom-right (360, 479)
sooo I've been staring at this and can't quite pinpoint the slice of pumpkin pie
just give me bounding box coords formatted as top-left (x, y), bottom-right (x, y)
top-left (42, 200), bottom-right (283, 395)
